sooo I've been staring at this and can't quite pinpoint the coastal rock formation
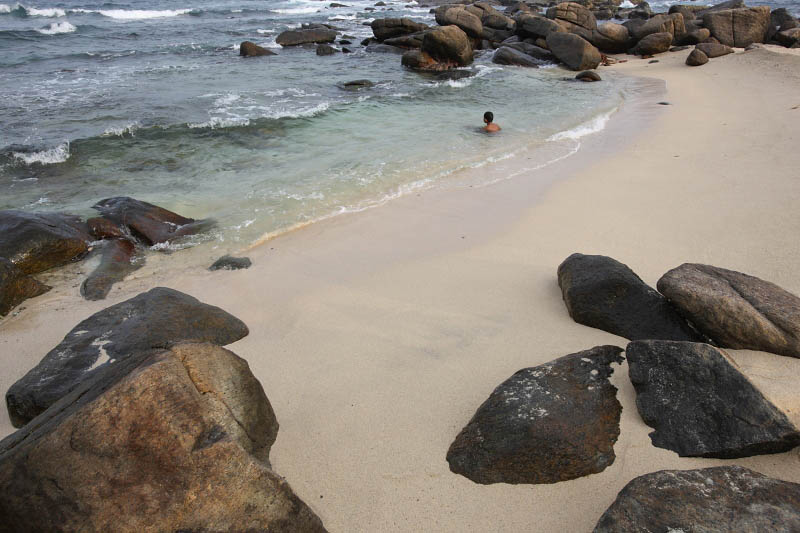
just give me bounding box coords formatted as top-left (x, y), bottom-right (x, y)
top-left (0, 343), bottom-right (326, 532)
top-left (276, 27), bottom-right (338, 46)
top-left (591, 21), bottom-right (630, 53)
top-left (6, 287), bottom-right (249, 427)
top-left (546, 2), bottom-right (597, 41)
top-left (403, 25), bottom-right (473, 70)
top-left (594, 466), bottom-right (800, 532)
top-left (514, 13), bottom-right (563, 40)
top-left (546, 32), bottom-right (601, 70)
top-left (371, 17), bottom-right (428, 41)
top-left (92, 196), bottom-right (215, 246)
top-left (447, 345), bottom-right (624, 484)
top-left (630, 13), bottom-right (686, 41)
top-left (492, 46), bottom-right (541, 66)
top-left (775, 27), bottom-right (800, 47)
top-left (557, 254), bottom-right (700, 342)
top-left (80, 239), bottom-right (141, 301)
top-left (384, 31), bottom-right (427, 48)
top-left (677, 27), bottom-right (711, 45)
top-left (657, 263), bottom-right (800, 358)
top-left (703, 6), bottom-right (770, 47)
top-left (686, 47), bottom-right (709, 65)
top-left (435, 5), bottom-right (484, 38)
top-left (502, 41), bottom-right (555, 61)
top-left (240, 41), bottom-right (276, 57)
top-left (0, 210), bottom-right (89, 275)
top-left (366, 43), bottom-right (406, 54)
top-left (87, 216), bottom-right (126, 240)
top-left (632, 31), bottom-right (673, 55)
top-left (316, 43), bottom-right (339, 55)
top-left (0, 258), bottom-right (50, 317)
top-left (768, 8), bottom-right (798, 41)
top-left (626, 340), bottom-right (800, 458)
top-left (210, 255), bottom-right (252, 271)
top-left (695, 41), bottom-right (734, 56)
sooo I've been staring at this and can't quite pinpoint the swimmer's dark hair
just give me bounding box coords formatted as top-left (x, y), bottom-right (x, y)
top-left (484, 111), bottom-right (493, 122)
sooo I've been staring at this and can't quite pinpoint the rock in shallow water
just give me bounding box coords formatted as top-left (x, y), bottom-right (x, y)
top-left (0, 210), bottom-right (90, 275)
top-left (0, 257), bottom-right (50, 317)
top-left (594, 466), bottom-right (800, 533)
top-left (447, 345), bottom-right (624, 484)
top-left (80, 238), bottom-right (141, 301)
top-left (0, 343), bottom-right (326, 532)
top-left (6, 286), bottom-right (249, 427)
top-left (240, 40), bottom-right (276, 57)
top-left (627, 340), bottom-right (800, 458)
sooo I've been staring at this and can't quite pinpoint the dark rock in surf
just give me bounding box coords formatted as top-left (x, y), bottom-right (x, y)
top-left (209, 255), bottom-right (252, 271)
top-left (366, 43), bottom-right (406, 54)
top-left (80, 239), bottom-right (141, 301)
top-left (370, 17), bottom-right (428, 41)
top-left (87, 217), bottom-right (126, 240)
top-left (503, 41), bottom-right (555, 61)
top-left (340, 79), bottom-right (375, 90)
top-left (276, 28), bottom-right (337, 46)
top-left (492, 46), bottom-right (541, 66)
top-left (239, 41), bottom-right (276, 57)
top-left (316, 43), bottom-right (339, 55)
top-left (0, 210), bottom-right (90, 275)
top-left (0, 258), bottom-right (50, 317)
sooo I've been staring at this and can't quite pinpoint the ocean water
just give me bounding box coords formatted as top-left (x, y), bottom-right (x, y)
top-left (0, 0), bottom-right (762, 259)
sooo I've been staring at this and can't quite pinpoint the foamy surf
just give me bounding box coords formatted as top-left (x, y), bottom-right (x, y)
top-left (36, 21), bottom-right (76, 34)
top-left (4, 3), bottom-right (66, 16)
top-left (12, 143), bottom-right (70, 165)
top-left (70, 8), bottom-right (195, 20)
top-left (547, 109), bottom-right (617, 142)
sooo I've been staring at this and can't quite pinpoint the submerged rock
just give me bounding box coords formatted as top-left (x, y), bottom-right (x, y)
top-left (0, 210), bottom-right (90, 275)
top-left (0, 343), bottom-right (326, 532)
top-left (80, 239), bottom-right (141, 301)
top-left (447, 345), bottom-right (624, 484)
top-left (0, 258), bottom-right (50, 317)
top-left (626, 340), bottom-right (800, 458)
top-left (240, 40), bottom-right (276, 56)
top-left (6, 287), bottom-right (249, 427)
top-left (340, 79), bottom-right (375, 90)
top-left (276, 28), bottom-right (337, 46)
top-left (594, 466), bottom-right (800, 532)
top-left (209, 255), bottom-right (252, 271)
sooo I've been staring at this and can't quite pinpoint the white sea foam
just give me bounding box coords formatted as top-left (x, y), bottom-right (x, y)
top-left (102, 122), bottom-right (138, 137)
top-left (36, 20), bottom-right (76, 34)
top-left (214, 93), bottom-right (240, 107)
top-left (547, 109), bottom-right (616, 142)
top-left (71, 8), bottom-right (194, 20)
top-left (620, 0), bottom-right (635, 7)
top-left (256, 28), bottom-right (274, 34)
top-left (272, 6), bottom-right (319, 14)
top-left (188, 116), bottom-right (250, 129)
top-left (18, 4), bottom-right (66, 16)
top-left (0, 3), bottom-right (11, 13)
top-left (12, 142), bottom-right (70, 165)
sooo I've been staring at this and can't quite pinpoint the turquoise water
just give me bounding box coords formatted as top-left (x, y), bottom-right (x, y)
top-left (0, 0), bottom-right (638, 253)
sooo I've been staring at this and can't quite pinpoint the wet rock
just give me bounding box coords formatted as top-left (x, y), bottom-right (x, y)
top-left (87, 216), bottom-right (126, 240)
top-left (575, 70), bottom-right (601, 81)
top-left (435, 5), bottom-right (484, 38)
top-left (627, 340), bottom-right (800, 458)
top-left (686, 47), bottom-right (709, 65)
top-left (0, 343), bottom-right (326, 532)
top-left (492, 45), bottom-right (541, 66)
top-left (515, 13), bottom-right (563, 39)
top-left (239, 41), bottom-right (276, 56)
top-left (371, 17), bottom-right (428, 41)
top-left (6, 287), bottom-right (248, 427)
top-left (80, 239), bottom-right (141, 301)
top-left (546, 32), bottom-right (601, 70)
top-left (316, 43), bottom-right (339, 55)
top-left (658, 263), bottom-right (800, 358)
top-left (340, 79), bottom-right (375, 90)
top-left (0, 210), bottom-right (90, 275)
top-left (209, 255), bottom-right (252, 271)
top-left (632, 31), bottom-right (673, 55)
top-left (92, 197), bottom-right (215, 246)
top-left (695, 41), bottom-right (734, 56)
top-left (447, 345), bottom-right (624, 484)
top-left (366, 42), bottom-right (406, 54)
top-left (276, 28), bottom-right (338, 46)
top-left (0, 258), bottom-right (50, 317)
top-left (384, 30), bottom-right (427, 48)
top-left (557, 254), bottom-right (700, 342)
top-left (703, 6), bottom-right (770, 47)
top-left (419, 25), bottom-right (473, 68)
top-left (594, 466), bottom-right (800, 533)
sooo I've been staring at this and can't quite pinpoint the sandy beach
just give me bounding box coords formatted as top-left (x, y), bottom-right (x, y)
top-left (3, 45), bottom-right (800, 531)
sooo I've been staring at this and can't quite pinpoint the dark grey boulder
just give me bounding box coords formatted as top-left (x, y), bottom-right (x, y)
top-left (546, 32), bottom-right (601, 70)
top-left (276, 28), bottom-right (338, 46)
top-left (5, 287), bottom-right (249, 427)
top-left (658, 263), bottom-right (800, 358)
top-left (626, 340), bottom-right (800, 458)
top-left (632, 31), bottom-right (673, 55)
top-left (492, 46), bottom-right (541, 66)
top-left (80, 239), bottom-right (142, 301)
top-left (239, 41), bottom-right (276, 57)
top-left (0, 210), bottom-right (90, 275)
top-left (594, 466), bottom-right (800, 533)
top-left (316, 43), bottom-right (339, 55)
top-left (557, 253), bottom-right (701, 342)
top-left (686, 47), bottom-right (709, 65)
top-left (775, 27), bottom-right (800, 47)
top-left (0, 258), bottom-right (50, 317)
top-left (447, 345), bottom-right (624, 484)
top-left (365, 43), bottom-right (406, 54)
top-left (514, 13), bottom-right (562, 39)
top-left (370, 17), bottom-right (428, 41)
top-left (768, 8), bottom-right (798, 41)
top-left (695, 41), bottom-right (733, 56)
top-left (209, 255), bottom-right (252, 271)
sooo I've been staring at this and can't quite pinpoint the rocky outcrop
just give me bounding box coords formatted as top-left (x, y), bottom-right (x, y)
top-left (775, 27), bottom-right (800, 47)
top-left (657, 263), bottom-right (800, 358)
top-left (769, 8), bottom-right (798, 41)
top-left (630, 13), bottom-right (686, 41)
top-left (546, 32), bottom-right (601, 70)
top-left (92, 197), bottom-right (215, 246)
top-left (80, 239), bottom-right (141, 301)
top-left (87, 216), bottom-right (126, 240)
top-left (515, 13), bottom-right (563, 39)
top-left (591, 21), bottom-right (630, 53)
top-left (678, 27), bottom-right (711, 45)
top-left (403, 25), bottom-right (473, 70)
top-left (703, 6), bottom-right (770, 47)
top-left (557, 254), bottom-right (700, 342)
top-left (503, 41), bottom-right (555, 61)
top-left (0, 258), bottom-right (50, 317)
top-left (626, 340), bottom-right (800, 458)
top-left (594, 466), bottom-right (800, 532)
top-left (435, 5), bottom-right (484, 38)
top-left (276, 27), bottom-right (338, 46)
top-left (447, 345), bottom-right (624, 484)
top-left (384, 31), bottom-right (427, 48)
top-left (240, 41), bottom-right (276, 56)
top-left (210, 255), bottom-right (252, 271)
top-left (0, 210), bottom-right (89, 275)
top-left (492, 46), bottom-right (541, 66)
top-left (695, 41), bottom-right (734, 56)
top-left (546, 2), bottom-right (597, 41)
top-left (632, 31), bottom-right (673, 55)
top-left (686, 47), bottom-right (709, 65)
top-left (0, 342), bottom-right (325, 532)
top-left (371, 17), bottom-right (428, 41)
top-left (6, 287), bottom-right (249, 427)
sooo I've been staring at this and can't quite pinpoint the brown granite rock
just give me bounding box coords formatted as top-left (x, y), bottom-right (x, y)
top-left (80, 238), bottom-right (141, 301)
top-left (703, 6), bottom-right (770, 47)
top-left (0, 257), bottom-right (50, 317)
top-left (0, 210), bottom-right (90, 275)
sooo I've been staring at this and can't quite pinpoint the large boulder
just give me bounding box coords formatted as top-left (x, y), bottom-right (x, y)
top-left (677, 27), bottom-right (711, 45)
top-left (239, 41), bottom-right (276, 57)
top-left (371, 17), bottom-right (428, 41)
top-left (591, 21), bottom-right (630, 53)
top-left (0, 210), bottom-right (90, 275)
top-left (768, 8), bottom-right (798, 41)
top-left (557, 254), bottom-right (700, 342)
top-left (547, 2), bottom-right (597, 41)
top-left (384, 31), bottom-right (427, 48)
top-left (703, 6), bottom-right (771, 47)
top-left (631, 12), bottom-right (686, 41)
top-left (492, 45), bottom-right (541, 66)
top-left (0, 343), bottom-right (326, 532)
top-left (92, 197), bottom-right (215, 246)
top-left (447, 345), bottom-right (624, 484)
top-left (422, 25), bottom-right (473, 67)
top-left (632, 31), bottom-right (673, 55)
top-left (80, 239), bottom-right (141, 301)
top-left (658, 263), bottom-right (800, 358)
top-left (514, 13), bottom-right (563, 39)
top-left (503, 41), bottom-right (555, 61)
top-left (627, 340), bottom-right (800, 458)
top-left (468, 2), bottom-right (515, 30)
top-left (0, 257), bottom-right (50, 317)
top-left (695, 41), bottom-right (734, 56)
top-left (435, 5), bottom-right (484, 38)
top-left (276, 27), bottom-right (338, 46)
top-left (775, 27), bottom-right (800, 47)
top-left (594, 466), bottom-right (800, 532)
top-left (686, 47), bottom-right (709, 65)
top-left (6, 287), bottom-right (249, 427)
top-left (546, 32), bottom-right (601, 70)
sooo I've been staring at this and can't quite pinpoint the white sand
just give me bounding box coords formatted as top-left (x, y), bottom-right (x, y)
top-left (2, 46), bottom-right (800, 531)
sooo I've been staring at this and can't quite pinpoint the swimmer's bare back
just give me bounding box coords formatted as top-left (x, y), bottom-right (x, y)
top-left (483, 123), bottom-right (501, 133)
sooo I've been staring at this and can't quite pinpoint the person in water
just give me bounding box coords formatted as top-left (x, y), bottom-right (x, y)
top-left (483, 111), bottom-right (501, 133)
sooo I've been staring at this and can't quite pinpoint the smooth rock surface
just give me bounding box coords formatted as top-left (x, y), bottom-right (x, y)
top-left (422, 25), bottom-right (473, 67)
top-left (0, 258), bottom-right (50, 317)
top-left (703, 6), bottom-right (770, 47)
top-left (686, 47), bottom-right (709, 65)
top-left (492, 46), bottom-right (541, 66)
top-left (210, 255), bottom-right (252, 271)
top-left (0, 210), bottom-right (89, 275)
top-left (546, 32), bottom-right (601, 70)
top-left (240, 40), bottom-right (276, 56)
top-left (632, 31), bottom-right (673, 55)
top-left (80, 239), bottom-right (141, 301)
top-left (371, 17), bottom-right (428, 41)
top-left (696, 41), bottom-right (734, 57)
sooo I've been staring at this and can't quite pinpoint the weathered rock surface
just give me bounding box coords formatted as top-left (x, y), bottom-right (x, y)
top-left (366, 42), bottom-right (406, 54)
top-left (594, 466), bottom-right (800, 533)
top-left (86, 216), bottom-right (126, 240)
top-left (557, 254), bottom-right (700, 342)
top-left (627, 340), bottom-right (800, 458)
top-left (546, 32), bottom-right (601, 70)
top-left (210, 255), bottom-right (252, 271)
top-left (384, 31), bottom-right (427, 48)
top-left (80, 239), bottom-right (141, 301)
top-left (316, 43), bottom-right (339, 55)
top-left (371, 17), bottom-right (428, 41)
top-left (0, 258), bottom-right (50, 317)
top-left (678, 26), bottom-right (711, 44)
top-left (92, 196), bottom-right (215, 246)
top-left (492, 45), bottom-right (541, 66)
top-left (0, 342), bottom-right (326, 532)
top-left (703, 6), bottom-right (770, 47)
top-left (276, 27), bottom-right (338, 46)
top-left (658, 263), bottom-right (800, 358)
top-left (547, 1), bottom-right (597, 41)
top-left (775, 27), bottom-right (800, 47)
top-left (447, 345), bottom-right (624, 484)
top-left (631, 12), bottom-right (686, 41)
top-left (695, 41), bottom-right (734, 56)
top-left (240, 40), bottom-right (276, 56)
top-left (515, 13), bottom-right (563, 39)
top-left (503, 41), bottom-right (555, 61)
top-left (6, 287), bottom-right (249, 427)
top-left (423, 25), bottom-right (474, 67)
top-left (591, 21), bottom-right (629, 52)
top-left (686, 47), bottom-right (709, 65)
top-left (0, 210), bottom-right (89, 275)
top-left (435, 5), bottom-right (484, 38)
top-left (632, 31), bottom-right (673, 55)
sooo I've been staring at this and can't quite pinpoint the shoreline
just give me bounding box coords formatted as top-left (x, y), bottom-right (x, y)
top-left (3, 46), bottom-right (800, 531)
